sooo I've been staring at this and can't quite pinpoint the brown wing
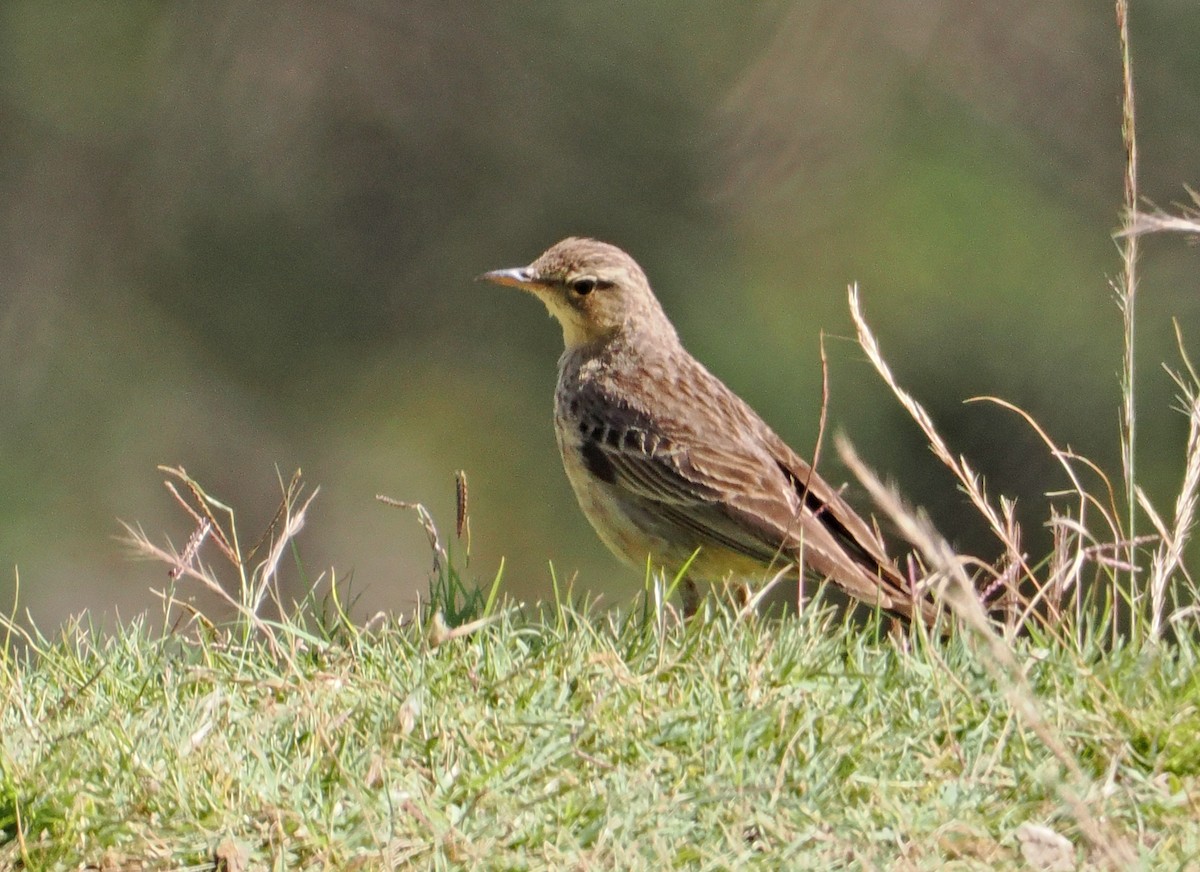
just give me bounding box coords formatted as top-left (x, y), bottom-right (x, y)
top-left (748, 429), bottom-right (930, 618)
top-left (574, 364), bottom-right (933, 622)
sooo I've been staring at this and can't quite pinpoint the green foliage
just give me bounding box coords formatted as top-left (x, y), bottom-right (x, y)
top-left (3, 6), bottom-right (1200, 870)
top-left (2, 576), bottom-right (1198, 869)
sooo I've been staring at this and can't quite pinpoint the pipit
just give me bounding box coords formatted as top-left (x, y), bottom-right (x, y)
top-left (479, 238), bottom-right (934, 624)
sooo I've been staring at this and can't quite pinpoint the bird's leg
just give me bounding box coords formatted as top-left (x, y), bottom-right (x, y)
top-left (681, 577), bottom-right (702, 617)
top-left (735, 581), bottom-right (753, 610)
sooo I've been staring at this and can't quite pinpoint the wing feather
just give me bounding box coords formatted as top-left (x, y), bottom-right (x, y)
top-left (564, 358), bottom-right (933, 621)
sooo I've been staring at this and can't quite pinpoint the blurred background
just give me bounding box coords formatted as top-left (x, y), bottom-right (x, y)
top-left (3, 2), bottom-right (1199, 629)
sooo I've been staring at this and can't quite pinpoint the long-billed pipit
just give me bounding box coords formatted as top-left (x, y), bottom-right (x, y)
top-left (480, 238), bottom-right (933, 624)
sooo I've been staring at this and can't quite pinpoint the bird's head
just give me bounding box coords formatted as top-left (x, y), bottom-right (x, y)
top-left (478, 237), bottom-right (675, 350)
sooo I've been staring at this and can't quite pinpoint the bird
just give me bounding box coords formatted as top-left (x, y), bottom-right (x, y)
top-left (478, 237), bottom-right (935, 624)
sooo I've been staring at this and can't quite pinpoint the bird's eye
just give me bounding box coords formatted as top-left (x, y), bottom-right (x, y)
top-left (570, 277), bottom-right (597, 296)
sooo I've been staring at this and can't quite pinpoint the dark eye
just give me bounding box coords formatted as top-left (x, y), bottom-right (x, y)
top-left (570, 277), bottom-right (597, 296)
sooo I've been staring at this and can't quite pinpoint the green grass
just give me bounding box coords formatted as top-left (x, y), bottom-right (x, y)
top-left (6, 5), bottom-right (1200, 869)
top-left (2, 572), bottom-right (1198, 870)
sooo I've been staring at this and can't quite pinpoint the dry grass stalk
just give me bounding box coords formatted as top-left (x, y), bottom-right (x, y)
top-left (121, 467), bottom-right (317, 655)
top-left (837, 436), bottom-right (1135, 870)
top-left (1138, 353), bottom-right (1200, 639)
top-left (1119, 187), bottom-right (1200, 240)
top-left (377, 494), bottom-right (447, 574)
top-left (847, 285), bottom-right (1047, 625)
top-left (1115, 0), bottom-right (1140, 616)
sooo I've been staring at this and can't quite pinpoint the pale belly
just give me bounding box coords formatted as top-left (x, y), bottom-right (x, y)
top-left (556, 426), bottom-right (785, 585)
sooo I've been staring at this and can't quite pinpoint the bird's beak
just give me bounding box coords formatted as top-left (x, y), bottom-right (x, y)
top-left (476, 266), bottom-right (546, 291)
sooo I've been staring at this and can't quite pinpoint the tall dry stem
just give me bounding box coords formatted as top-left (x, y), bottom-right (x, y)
top-left (1115, 0), bottom-right (1140, 623)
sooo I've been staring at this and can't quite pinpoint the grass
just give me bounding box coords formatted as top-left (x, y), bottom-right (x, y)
top-left (6, 2), bottom-right (1200, 869)
top-left (3, 571), bottom-right (1199, 870)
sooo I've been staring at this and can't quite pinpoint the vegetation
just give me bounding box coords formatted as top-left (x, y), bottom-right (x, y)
top-left (3, 552), bottom-right (1198, 869)
top-left (4, 3), bottom-right (1200, 869)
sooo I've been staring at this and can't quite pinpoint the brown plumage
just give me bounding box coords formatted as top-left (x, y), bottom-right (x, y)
top-left (480, 237), bottom-right (934, 624)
